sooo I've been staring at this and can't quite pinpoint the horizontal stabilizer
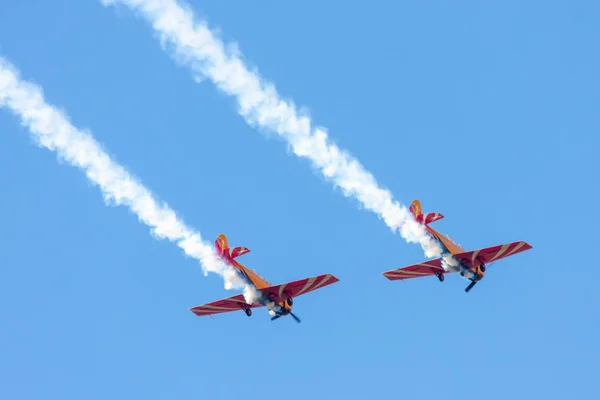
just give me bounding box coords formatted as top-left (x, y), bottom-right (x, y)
top-left (229, 246), bottom-right (250, 259)
top-left (409, 200), bottom-right (444, 225)
top-left (215, 234), bottom-right (250, 259)
top-left (419, 212), bottom-right (444, 225)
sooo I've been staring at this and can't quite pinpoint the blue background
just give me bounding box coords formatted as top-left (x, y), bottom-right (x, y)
top-left (0, 1), bottom-right (598, 399)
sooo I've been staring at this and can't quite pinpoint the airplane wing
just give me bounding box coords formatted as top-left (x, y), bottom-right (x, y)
top-left (259, 273), bottom-right (339, 303)
top-left (452, 240), bottom-right (532, 268)
top-left (189, 273), bottom-right (339, 317)
top-left (382, 259), bottom-right (444, 281)
top-left (382, 240), bottom-right (532, 281)
top-left (189, 294), bottom-right (261, 317)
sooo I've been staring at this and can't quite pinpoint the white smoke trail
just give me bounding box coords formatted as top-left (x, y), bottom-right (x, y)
top-left (441, 253), bottom-right (461, 273)
top-left (101, 0), bottom-right (444, 258)
top-left (0, 56), bottom-right (260, 303)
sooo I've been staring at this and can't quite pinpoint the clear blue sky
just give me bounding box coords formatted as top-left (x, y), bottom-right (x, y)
top-left (1, 1), bottom-right (598, 399)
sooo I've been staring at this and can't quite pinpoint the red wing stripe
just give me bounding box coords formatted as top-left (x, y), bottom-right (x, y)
top-left (190, 305), bottom-right (237, 314)
top-left (278, 282), bottom-right (287, 300)
top-left (259, 274), bottom-right (338, 302)
top-left (189, 294), bottom-right (253, 316)
top-left (483, 241), bottom-right (529, 263)
top-left (471, 249), bottom-right (481, 265)
top-left (296, 277), bottom-right (317, 296)
top-left (501, 241), bottom-right (527, 259)
top-left (191, 302), bottom-right (244, 311)
top-left (386, 270), bottom-right (432, 277)
top-left (308, 274), bottom-right (334, 292)
top-left (383, 259), bottom-right (446, 280)
top-left (488, 243), bottom-right (511, 262)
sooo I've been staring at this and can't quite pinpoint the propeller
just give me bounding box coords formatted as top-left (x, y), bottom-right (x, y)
top-left (465, 280), bottom-right (477, 293)
top-left (289, 312), bottom-right (301, 323)
top-left (270, 312), bottom-right (301, 323)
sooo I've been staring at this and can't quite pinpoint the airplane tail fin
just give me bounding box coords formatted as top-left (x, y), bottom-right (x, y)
top-left (409, 200), bottom-right (444, 225)
top-left (215, 234), bottom-right (251, 259)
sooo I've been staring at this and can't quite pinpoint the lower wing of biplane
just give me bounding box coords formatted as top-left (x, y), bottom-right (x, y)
top-left (189, 273), bottom-right (339, 322)
top-left (382, 240), bottom-right (532, 292)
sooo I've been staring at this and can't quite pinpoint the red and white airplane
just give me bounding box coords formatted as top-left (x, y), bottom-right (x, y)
top-left (189, 234), bottom-right (339, 322)
top-left (382, 200), bottom-right (533, 292)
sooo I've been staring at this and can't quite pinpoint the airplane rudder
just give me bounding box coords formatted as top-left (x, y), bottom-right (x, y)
top-left (410, 200), bottom-right (423, 217)
top-left (215, 233), bottom-right (229, 251)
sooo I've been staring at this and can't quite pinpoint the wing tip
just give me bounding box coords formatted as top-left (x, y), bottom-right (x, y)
top-left (314, 273), bottom-right (340, 284)
top-left (382, 270), bottom-right (403, 280)
top-left (521, 240), bottom-right (533, 249)
top-left (512, 240), bottom-right (533, 252)
top-left (189, 308), bottom-right (203, 316)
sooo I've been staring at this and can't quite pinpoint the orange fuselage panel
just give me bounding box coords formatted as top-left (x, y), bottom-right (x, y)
top-left (229, 258), bottom-right (270, 289)
top-left (425, 225), bottom-right (464, 255)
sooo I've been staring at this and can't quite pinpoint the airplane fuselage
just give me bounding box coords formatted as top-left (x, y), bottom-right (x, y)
top-left (215, 234), bottom-right (294, 318)
top-left (424, 224), bottom-right (486, 282)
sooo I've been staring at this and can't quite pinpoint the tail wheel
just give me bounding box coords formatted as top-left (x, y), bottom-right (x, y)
top-left (244, 308), bottom-right (252, 317)
top-left (287, 297), bottom-right (293, 306)
top-left (437, 273), bottom-right (445, 282)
